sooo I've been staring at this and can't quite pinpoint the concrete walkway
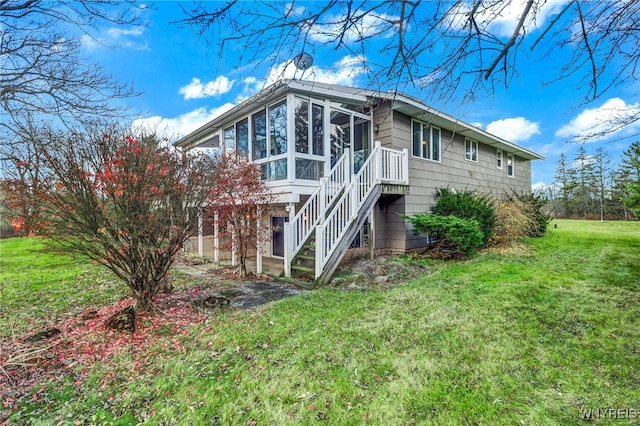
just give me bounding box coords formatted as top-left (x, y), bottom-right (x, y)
top-left (172, 261), bottom-right (307, 310)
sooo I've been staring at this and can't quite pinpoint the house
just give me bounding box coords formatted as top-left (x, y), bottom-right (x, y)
top-left (175, 79), bottom-right (545, 284)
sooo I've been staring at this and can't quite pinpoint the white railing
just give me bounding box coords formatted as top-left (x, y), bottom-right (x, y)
top-left (380, 146), bottom-right (409, 183)
top-left (283, 150), bottom-right (350, 276)
top-left (315, 142), bottom-right (408, 278)
top-left (284, 142), bottom-right (408, 279)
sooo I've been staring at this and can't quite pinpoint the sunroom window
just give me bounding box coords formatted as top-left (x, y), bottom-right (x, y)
top-left (294, 97), bottom-right (325, 180)
top-left (269, 100), bottom-right (287, 156)
top-left (236, 118), bottom-right (248, 159)
top-left (252, 110), bottom-right (267, 160)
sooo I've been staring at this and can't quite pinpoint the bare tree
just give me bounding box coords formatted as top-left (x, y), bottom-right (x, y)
top-left (0, 1), bottom-right (145, 142)
top-left (177, 1), bottom-right (639, 140)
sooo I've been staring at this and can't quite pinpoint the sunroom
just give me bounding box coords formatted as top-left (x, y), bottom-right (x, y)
top-left (176, 80), bottom-right (410, 281)
top-left (177, 81), bottom-right (377, 204)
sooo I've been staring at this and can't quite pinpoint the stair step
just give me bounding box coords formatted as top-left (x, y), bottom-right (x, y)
top-left (296, 254), bottom-right (315, 261)
top-left (303, 244), bottom-right (317, 251)
top-left (278, 276), bottom-right (314, 290)
top-left (291, 264), bottom-right (315, 274)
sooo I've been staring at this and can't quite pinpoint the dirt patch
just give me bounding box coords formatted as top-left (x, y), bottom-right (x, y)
top-left (330, 256), bottom-right (430, 290)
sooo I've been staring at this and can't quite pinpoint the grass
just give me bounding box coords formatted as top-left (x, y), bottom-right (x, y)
top-left (0, 238), bottom-right (125, 338)
top-left (2, 219), bottom-right (640, 425)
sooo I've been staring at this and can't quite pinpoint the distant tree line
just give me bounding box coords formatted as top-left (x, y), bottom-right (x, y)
top-left (541, 142), bottom-right (640, 220)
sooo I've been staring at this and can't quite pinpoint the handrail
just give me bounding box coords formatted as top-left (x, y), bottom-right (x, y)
top-left (284, 150), bottom-right (350, 276)
top-left (315, 144), bottom-right (380, 278)
top-left (284, 141), bottom-right (408, 279)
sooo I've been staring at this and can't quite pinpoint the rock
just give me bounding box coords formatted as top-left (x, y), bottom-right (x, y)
top-left (192, 295), bottom-right (230, 310)
top-left (104, 306), bottom-right (136, 333)
top-left (24, 327), bottom-right (61, 342)
top-left (374, 275), bottom-right (389, 284)
top-left (347, 283), bottom-right (367, 291)
top-left (79, 309), bottom-right (99, 320)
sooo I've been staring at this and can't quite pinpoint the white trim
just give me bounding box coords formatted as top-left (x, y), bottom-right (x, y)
top-left (465, 138), bottom-right (478, 163)
top-left (496, 148), bottom-right (503, 169)
top-left (507, 153), bottom-right (515, 178)
top-left (410, 119), bottom-right (441, 163)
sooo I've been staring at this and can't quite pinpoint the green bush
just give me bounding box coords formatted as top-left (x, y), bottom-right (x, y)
top-left (403, 213), bottom-right (483, 256)
top-left (432, 188), bottom-right (496, 246)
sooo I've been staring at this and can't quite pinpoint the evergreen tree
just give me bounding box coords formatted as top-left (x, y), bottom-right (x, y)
top-left (554, 153), bottom-right (574, 217)
top-left (617, 141), bottom-right (640, 219)
top-left (593, 147), bottom-right (612, 221)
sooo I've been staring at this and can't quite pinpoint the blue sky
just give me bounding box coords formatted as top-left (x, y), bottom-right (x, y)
top-left (80, 1), bottom-right (639, 190)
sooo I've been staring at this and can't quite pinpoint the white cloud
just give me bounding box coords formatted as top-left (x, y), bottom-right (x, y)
top-left (81, 25), bottom-right (147, 51)
top-left (485, 117), bottom-right (541, 142)
top-left (447, 0), bottom-right (568, 38)
top-left (285, 2), bottom-right (306, 17)
top-left (140, 54), bottom-right (368, 141)
top-left (107, 26), bottom-right (145, 38)
top-left (243, 54), bottom-right (368, 96)
top-left (305, 12), bottom-right (398, 43)
top-left (555, 97), bottom-right (640, 142)
top-left (179, 76), bottom-right (236, 100)
top-left (132, 103), bottom-right (235, 140)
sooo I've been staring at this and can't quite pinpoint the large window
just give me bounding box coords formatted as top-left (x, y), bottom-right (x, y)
top-left (295, 158), bottom-right (323, 180)
top-left (269, 100), bottom-right (287, 156)
top-left (330, 110), bottom-right (350, 167)
top-left (294, 98), bottom-right (324, 156)
top-left (252, 101), bottom-right (287, 181)
top-left (295, 98), bottom-right (309, 153)
top-left (236, 118), bottom-right (248, 159)
top-left (252, 109), bottom-right (267, 160)
top-left (465, 138), bottom-right (478, 162)
top-left (507, 153), bottom-right (514, 177)
top-left (261, 159), bottom-right (287, 181)
top-left (412, 120), bottom-right (440, 161)
top-left (223, 126), bottom-right (235, 153)
top-left (222, 119), bottom-right (249, 159)
top-left (312, 104), bottom-right (323, 156)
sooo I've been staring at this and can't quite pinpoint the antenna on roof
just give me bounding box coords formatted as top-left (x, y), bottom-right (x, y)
top-left (293, 52), bottom-right (313, 80)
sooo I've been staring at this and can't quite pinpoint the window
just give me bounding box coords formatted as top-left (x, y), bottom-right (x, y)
top-left (294, 98), bottom-right (309, 153)
top-left (465, 138), bottom-right (478, 162)
top-left (412, 120), bottom-right (440, 161)
top-left (269, 100), bottom-right (287, 156)
top-left (236, 118), bottom-right (248, 159)
top-left (252, 109), bottom-right (267, 160)
top-left (431, 127), bottom-right (440, 161)
top-left (223, 126), bottom-right (235, 153)
top-left (496, 149), bottom-right (503, 169)
top-left (507, 153), bottom-right (514, 177)
top-left (312, 104), bottom-right (324, 156)
top-left (295, 158), bottom-right (324, 180)
top-left (294, 98), bottom-right (324, 156)
top-left (260, 159), bottom-right (287, 181)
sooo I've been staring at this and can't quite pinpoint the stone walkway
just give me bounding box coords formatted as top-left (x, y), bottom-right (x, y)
top-left (172, 262), bottom-right (308, 310)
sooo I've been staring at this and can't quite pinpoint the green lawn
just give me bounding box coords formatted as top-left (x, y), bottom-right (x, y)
top-left (0, 238), bottom-right (125, 338)
top-left (2, 219), bottom-right (640, 425)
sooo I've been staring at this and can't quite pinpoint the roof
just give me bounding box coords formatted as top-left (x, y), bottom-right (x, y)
top-left (175, 79), bottom-right (545, 161)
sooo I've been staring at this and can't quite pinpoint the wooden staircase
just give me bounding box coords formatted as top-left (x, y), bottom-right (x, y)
top-left (284, 142), bottom-right (408, 286)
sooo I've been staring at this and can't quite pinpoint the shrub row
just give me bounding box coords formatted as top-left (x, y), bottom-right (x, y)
top-left (404, 188), bottom-right (551, 258)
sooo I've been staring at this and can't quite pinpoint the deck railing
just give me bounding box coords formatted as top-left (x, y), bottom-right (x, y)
top-left (283, 150), bottom-right (350, 276)
top-left (285, 142), bottom-right (408, 279)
